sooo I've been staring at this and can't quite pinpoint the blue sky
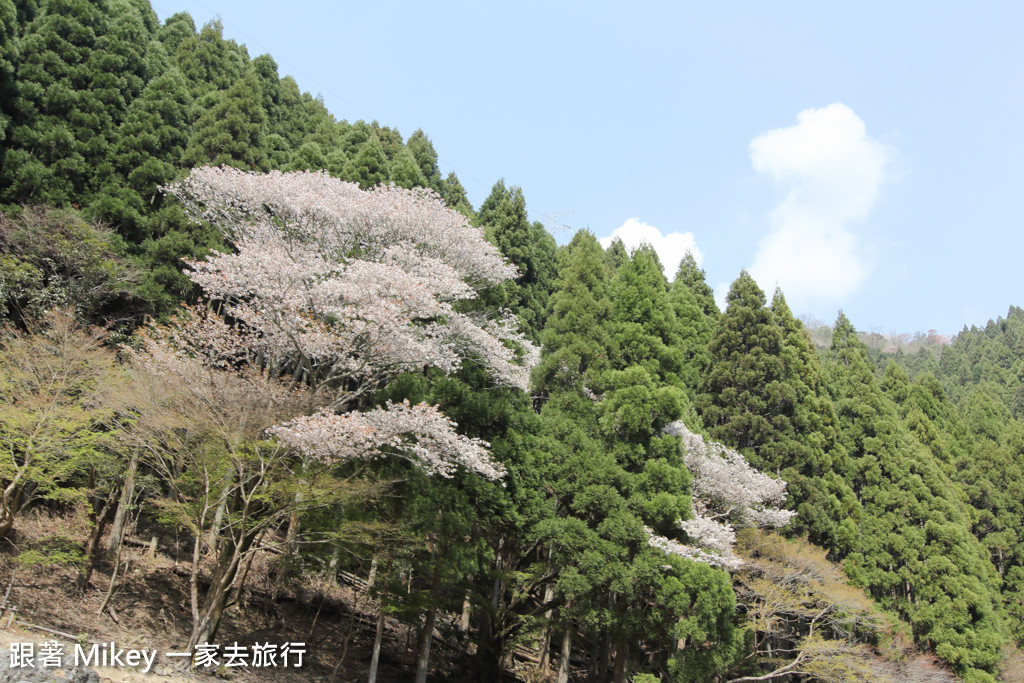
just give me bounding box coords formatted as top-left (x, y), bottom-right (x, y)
top-left (150, 0), bottom-right (1023, 335)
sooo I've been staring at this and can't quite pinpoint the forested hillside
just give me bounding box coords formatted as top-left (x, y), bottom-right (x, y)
top-left (2, 1), bottom-right (1024, 682)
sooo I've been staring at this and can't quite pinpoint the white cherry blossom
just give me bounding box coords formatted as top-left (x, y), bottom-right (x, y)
top-left (270, 400), bottom-right (504, 481)
top-left (647, 422), bottom-right (797, 570)
top-left (147, 167), bottom-right (532, 480)
top-left (164, 167), bottom-right (534, 394)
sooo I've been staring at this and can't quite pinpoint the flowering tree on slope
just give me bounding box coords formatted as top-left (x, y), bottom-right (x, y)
top-left (134, 167), bottom-right (535, 650)
top-left (167, 166), bottom-right (536, 473)
top-left (648, 421), bottom-right (796, 570)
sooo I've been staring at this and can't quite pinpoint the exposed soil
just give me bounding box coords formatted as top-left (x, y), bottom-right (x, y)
top-left (0, 510), bottom-right (474, 683)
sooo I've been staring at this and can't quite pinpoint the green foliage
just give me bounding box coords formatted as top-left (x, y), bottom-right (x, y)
top-left (2, 0), bottom-right (1024, 677)
top-left (250, 53), bottom-right (279, 121)
top-left (700, 272), bottom-right (785, 454)
top-left (476, 180), bottom-right (558, 342)
top-left (825, 313), bottom-right (1006, 678)
top-left (0, 311), bottom-right (121, 538)
top-left (606, 244), bottom-right (683, 387)
top-left (388, 146), bottom-right (427, 189)
top-left (91, 66), bottom-right (192, 242)
top-left (0, 0), bottom-right (17, 144)
top-left (533, 231), bottom-right (612, 393)
top-left (1, 0), bottom-right (147, 204)
top-left (669, 253), bottom-right (715, 395)
top-left (406, 129), bottom-right (442, 192)
top-left (0, 206), bottom-right (138, 324)
top-left (167, 18), bottom-right (247, 98)
top-left (370, 121), bottom-right (402, 162)
top-left (674, 251), bottom-right (717, 318)
top-left (940, 306), bottom-right (1024, 417)
top-left (182, 68), bottom-right (268, 171)
top-left (699, 274), bottom-right (857, 554)
top-left (930, 382), bottom-right (1024, 640)
top-left (16, 534), bottom-right (84, 568)
top-left (273, 76), bottom-right (334, 150)
top-left (154, 11), bottom-right (193, 55)
top-left (528, 231), bottom-right (741, 681)
top-left (341, 133), bottom-right (389, 189)
top-left (134, 202), bottom-right (223, 316)
top-left (604, 236), bottom-right (628, 271)
top-left (441, 171), bottom-right (474, 217)
top-left (371, 344), bottom-right (552, 678)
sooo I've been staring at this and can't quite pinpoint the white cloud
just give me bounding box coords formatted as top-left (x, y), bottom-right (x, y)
top-left (748, 103), bottom-right (891, 307)
top-left (599, 218), bottom-right (703, 278)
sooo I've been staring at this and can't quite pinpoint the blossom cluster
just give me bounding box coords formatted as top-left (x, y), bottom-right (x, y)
top-left (647, 422), bottom-right (797, 570)
top-left (168, 168), bottom-right (516, 286)
top-left (165, 167), bottom-right (535, 392)
top-left (664, 420), bottom-right (795, 527)
top-left (644, 523), bottom-right (743, 571)
top-left (270, 400), bottom-right (505, 481)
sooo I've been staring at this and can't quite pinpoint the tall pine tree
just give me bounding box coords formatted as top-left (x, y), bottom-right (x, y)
top-left (477, 180), bottom-right (557, 342)
top-left (406, 129), bottom-right (442, 193)
top-left (182, 68), bottom-right (268, 171)
top-left (91, 66), bottom-right (191, 242)
top-left (668, 253), bottom-right (716, 396)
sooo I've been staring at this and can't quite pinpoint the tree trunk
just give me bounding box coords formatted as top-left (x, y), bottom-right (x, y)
top-left (477, 541), bottom-right (505, 680)
top-left (367, 609), bottom-right (386, 683)
top-left (189, 579), bottom-right (231, 650)
top-left (326, 548), bottom-right (341, 587)
top-left (414, 544), bottom-right (446, 683)
top-left (367, 558), bottom-right (393, 683)
top-left (597, 630), bottom-right (612, 683)
top-left (367, 556), bottom-right (379, 589)
top-left (556, 621), bottom-right (573, 683)
top-left (106, 453), bottom-right (138, 553)
top-left (281, 482), bottom-right (305, 571)
top-left (588, 629), bottom-right (601, 681)
top-left (76, 485), bottom-right (120, 591)
top-left (0, 483), bottom-right (25, 540)
top-left (97, 531), bottom-right (127, 616)
top-left (539, 583), bottom-right (555, 672)
top-left (186, 525), bottom-right (260, 651)
top-left (206, 473), bottom-right (234, 556)
top-left (610, 592), bottom-right (628, 683)
top-left (228, 527), bottom-right (268, 608)
top-left (611, 637), bottom-right (628, 683)
top-left (460, 585), bottom-right (472, 632)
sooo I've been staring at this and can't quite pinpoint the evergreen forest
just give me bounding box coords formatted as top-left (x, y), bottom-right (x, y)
top-left (1, 1), bottom-right (1023, 682)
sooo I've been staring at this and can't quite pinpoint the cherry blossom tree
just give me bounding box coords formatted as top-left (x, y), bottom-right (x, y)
top-left (169, 167), bottom-right (530, 387)
top-left (137, 167), bottom-right (534, 651)
top-left (163, 166), bottom-right (533, 476)
top-left (646, 421), bottom-right (797, 570)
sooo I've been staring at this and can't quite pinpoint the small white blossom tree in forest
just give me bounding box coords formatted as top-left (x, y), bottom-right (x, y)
top-left (646, 421), bottom-right (797, 570)
top-left (135, 167), bottom-right (535, 651)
